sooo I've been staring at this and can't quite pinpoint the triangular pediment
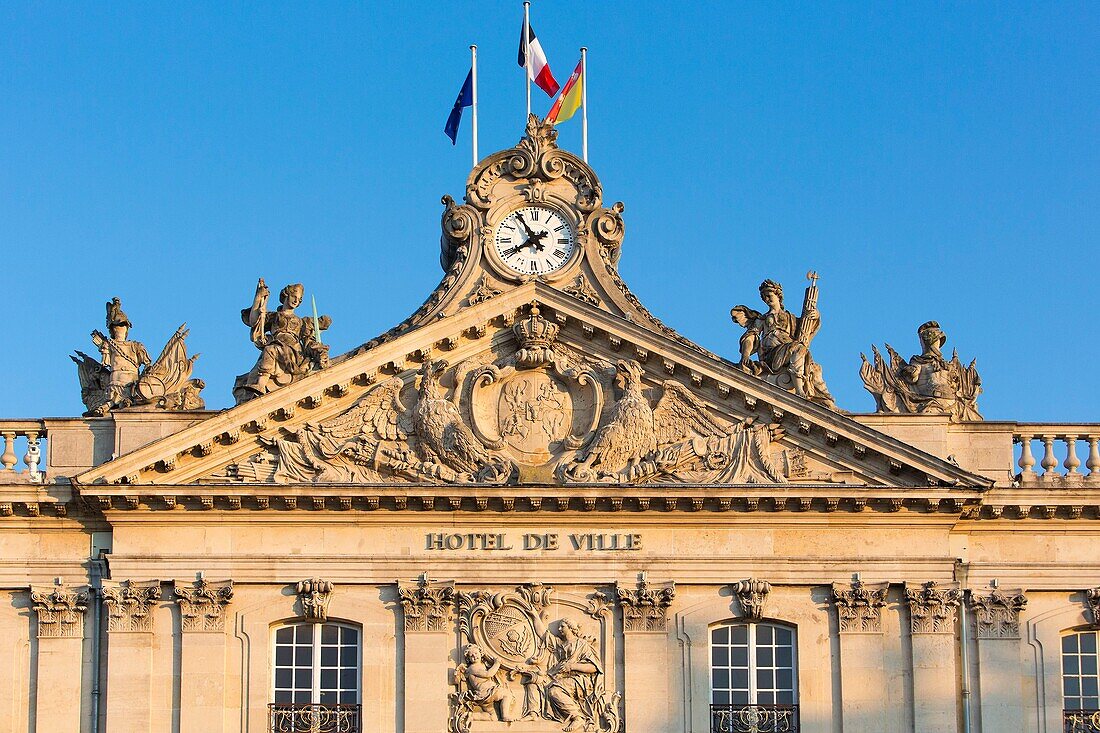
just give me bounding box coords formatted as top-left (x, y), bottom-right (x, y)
top-left (73, 283), bottom-right (992, 495)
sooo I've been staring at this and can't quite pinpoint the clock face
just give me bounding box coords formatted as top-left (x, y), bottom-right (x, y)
top-left (493, 206), bottom-right (576, 275)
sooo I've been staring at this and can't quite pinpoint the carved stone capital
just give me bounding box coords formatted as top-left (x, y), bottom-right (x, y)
top-left (398, 573), bottom-right (456, 632)
top-left (831, 580), bottom-right (889, 633)
top-left (967, 588), bottom-right (1027, 639)
top-left (616, 577), bottom-right (675, 632)
top-left (296, 578), bottom-right (334, 622)
top-left (1087, 588), bottom-right (1100, 628)
top-left (904, 581), bottom-right (961, 634)
top-left (30, 582), bottom-right (89, 638)
top-left (102, 580), bottom-right (161, 633)
top-left (173, 579), bottom-right (234, 632)
top-left (734, 579), bottom-right (771, 620)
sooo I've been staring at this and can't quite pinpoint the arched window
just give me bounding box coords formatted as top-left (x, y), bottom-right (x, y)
top-left (1063, 629), bottom-right (1099, 727)
top-left (271, 621), bottom-right (361, 733)
top-left (710, 622), bottom-right (799, 732)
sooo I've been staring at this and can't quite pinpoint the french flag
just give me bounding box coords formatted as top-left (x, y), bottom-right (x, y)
top-left (518, 22), bottom-right (560, 97)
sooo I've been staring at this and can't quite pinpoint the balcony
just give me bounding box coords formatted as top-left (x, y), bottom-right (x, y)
top-left (269, 704), bottom-right (360, 733)
top-left (1066, 710), bottom-right (1100, 733)
top-left (711, 704), bottom-right (799, 733)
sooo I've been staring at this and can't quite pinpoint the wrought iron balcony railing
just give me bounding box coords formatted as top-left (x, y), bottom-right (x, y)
top-left (269, 703), bottom-right (360, 733)
top-left (711, 704), bottom-right (800, 733)
top-left (1065, 710), bottom-right (1100, 733)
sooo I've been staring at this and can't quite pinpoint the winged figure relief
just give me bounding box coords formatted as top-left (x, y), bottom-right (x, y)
top-left (563, 360), bottom-right (793, 484)
top-left (255, 360), bottom-right (513, 484)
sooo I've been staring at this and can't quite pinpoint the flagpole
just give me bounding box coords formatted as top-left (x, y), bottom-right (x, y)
top-left (523, 1), bottom-right (531, 118)
top-left (470, 44), bottom-right (479, 166)
top-left (580, 47), bottom-right (588, 163)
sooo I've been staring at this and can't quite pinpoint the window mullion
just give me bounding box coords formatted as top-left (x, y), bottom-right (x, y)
top-left (747, 623), bottom-right (757, 705)
top-left (312, 624), bottom-right (322, 705)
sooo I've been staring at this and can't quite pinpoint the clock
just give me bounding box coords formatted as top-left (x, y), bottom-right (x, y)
top-left (493, 206), bottom-right (576, 276)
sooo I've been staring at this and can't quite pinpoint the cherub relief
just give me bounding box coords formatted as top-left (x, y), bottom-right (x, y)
top-left (233, 278), bottom-right (330, 404)
top-left (456, 644), bottom-right (518, 722)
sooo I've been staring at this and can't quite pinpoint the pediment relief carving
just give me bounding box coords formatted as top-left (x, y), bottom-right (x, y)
top-left (73, 287), bottom-right (991, 491)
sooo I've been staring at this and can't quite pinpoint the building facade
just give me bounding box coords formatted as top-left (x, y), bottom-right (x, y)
top-left (1, 117), bottom-right (1097, 733)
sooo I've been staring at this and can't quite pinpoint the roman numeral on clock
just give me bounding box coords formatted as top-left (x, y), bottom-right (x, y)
top-left (553, 249), bottom-right (566, 258)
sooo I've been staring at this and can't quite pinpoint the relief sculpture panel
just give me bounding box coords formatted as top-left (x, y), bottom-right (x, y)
top-left (451, 584), bottom-right (620, 733)
top-left (226, 302), bottom-right (818, 486)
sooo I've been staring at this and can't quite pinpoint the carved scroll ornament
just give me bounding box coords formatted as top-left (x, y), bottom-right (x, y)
top-left (904, 581), bottom-right (961, 634)
top-left (832, 580), bottom-right (889, 633)
top-left (398, 573), bottom-right (456, 632)
top-left (967, 588), bottom-right (1027, 639)
top-left (173, 578), bottom-right (234, 632)
top-left (102, 580), bottom-right (161, 633)
top-left (617, 577), bottom-right (675, 632)
top-left (452, 583), bottom-right (620, 733)
top-left (296, 578), bottom-right (333, 622)
top-left (734, 579), bottom-right (771, 621)
top-left (31, 582), bottom-right (89, 638)
top-left (1088, 588), bottom-right (1100, 628)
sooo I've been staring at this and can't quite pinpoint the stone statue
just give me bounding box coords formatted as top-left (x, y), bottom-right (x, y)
top-left (233, 279), bottom-right (331, 404)
top-left (860, 320), bottom-right (982, 421)
top-left (518, 617), bottom-right (606, 731)
top-left (455, 644), bottom-right (517, 722)
top-left (71, 297), bottom-right (205, 416)
top-left (730, 273), bottom-right (838, 410)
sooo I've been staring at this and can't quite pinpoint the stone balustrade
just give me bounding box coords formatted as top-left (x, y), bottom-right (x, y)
top-left (0, 421), bottom-right (47, 483)
top-left (1014, 425), bottom-right (1100, 486)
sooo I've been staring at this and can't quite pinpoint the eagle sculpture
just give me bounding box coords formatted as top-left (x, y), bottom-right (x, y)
top-left (413, 360), bottom-right (505, 480)
top-left (568, 359), bottom-right (729, 481)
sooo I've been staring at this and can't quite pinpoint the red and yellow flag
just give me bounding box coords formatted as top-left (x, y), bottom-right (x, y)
top-left (546, 58), bottom-right (583, 124)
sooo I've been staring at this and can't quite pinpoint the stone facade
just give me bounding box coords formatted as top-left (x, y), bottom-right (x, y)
top-left (0, 116), bottom-right (1098, 733)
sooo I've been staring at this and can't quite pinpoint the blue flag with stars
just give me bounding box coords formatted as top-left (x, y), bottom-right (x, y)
top-left (445, 69), bottom-right (473, 145)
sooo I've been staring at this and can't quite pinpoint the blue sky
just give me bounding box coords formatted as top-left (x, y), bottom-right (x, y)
top-left (0, 2), bottom-right (1096, 421)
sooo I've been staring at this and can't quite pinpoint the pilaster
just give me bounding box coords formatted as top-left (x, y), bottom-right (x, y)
top-left (831, 581), bottom-right (890, 733)
top-left (398, 574), bottom-right (455, 733)
top-left (30, 582), bottom-right (89, 732)
top-left (904, 581), bottom-right (960, 733)
top-left (173, 578), bottom-right (233, 733)
top-left (968, 588), bottom-right (1027, 733)
top-left (617, 576), bottom-right (675, 732)
top-left (102, 579), bottom-right (161, 733)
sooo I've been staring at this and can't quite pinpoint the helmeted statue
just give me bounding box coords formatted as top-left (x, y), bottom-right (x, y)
top-left (71, 297), bottom-right (205, 415)
top-left (233, 279), bottom-right (331, 404)
top-left (730, 274), bottom-right (838, 410)
top-left (860, 320), bottom-right (982, 421)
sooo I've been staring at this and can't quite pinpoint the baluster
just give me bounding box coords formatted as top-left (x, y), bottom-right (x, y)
top-left (1064, 435), bottom-right (1081, 477)
top-left (0, 432), bottom-right (16, 472)
top-left (1040, 436), bottom-right (1059, 481)
top-left (22, 432), bottom-right (41, 482)
top-left (1017, 435), bottom-right (1037, 480)
top-left (1087, 437), bottom-right (1100, 482)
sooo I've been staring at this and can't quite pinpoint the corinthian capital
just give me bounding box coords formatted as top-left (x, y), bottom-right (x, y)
top-left (174, 578), bottom-right (234, 632)
top-left (904, 581), bottom-right (961, 634)
top-left (102, 580), bottom-right (161, 633)
top-left (30, 582), bottom-right (89, 638)
top-left (398, 573), bottom-right (456, 632)
top-left (617, 576), bottom-right (675, 632)
top-left (968, 588), bottom-right (1026, 639)
top-left (832, 580), bottom-right (889, 633)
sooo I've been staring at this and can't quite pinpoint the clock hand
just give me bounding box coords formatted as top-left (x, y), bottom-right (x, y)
top-left (515, 213), bottom-right (539, 240)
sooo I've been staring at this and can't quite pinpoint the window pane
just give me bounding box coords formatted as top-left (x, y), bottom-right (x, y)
top-left (775, 627), bottom-right (792, 645)
top-left (732, 646), bottom-right (748, 667)
top-left (758, 625), bottom-right (773, 644)
top-left (275, 668), bottom-right (292, 689)
top-left (339, 690), bottom-right (357, 704)
top-left (276, 627), bottom-right (294, 643)
top-left (321, 646), bottom-right (338, 666)
top-left (713, 669), bottom-right (729, 689)
top-left (293, 690), bottom-right (311, 704)
top-left (276, 646), bottom-right (293, 666)
top-left (322, 625), bottom-right (339, 644)
top-left (340, 646), bottom-right (357, 666)
top-left (320, 689), bottom-right (337, 704)
top-left (340, 668), bottom-right (357, 689)
top-left (296, 624), bottom-right (313, 643)
top-left (1066, 677), bottom-right (1081, 696)
top-left (731, 669), bottom-right (748, 690)
top-left (758, 690), bottom-right (776, 705)
top-left (712, 647), bottom-right (728, 666)
top-left (757, 669), bottom-right (774, 691)
top-left (775, 689), bottom-right (794, 705)
top-left (712, 690), bottom-right (730, 705)
top-left (757, 647), bottom-right (774, 667)
top-left (712, 626), bottom-right (729, 645)
top-left (711, 623), bottom-right (796, 706)
top-left (342, 627), bottom-right (359, 644)
top-left (1082, 633), bottom-right (1097, 654)
top-left (731, 689), bottom-right (750, 705)
top-left (273, 689), bottom-right (293, 704)
top-left (1084, 677), bottom-right (1099, 696)
top-left (1064, 635), bottom-right (1079, 653)
top-left (320, 669), bottom-right (337, 689)
top-left (731, 625), bottom-right (748, 645)
top-left (777, 669), bottom-right (793, 690)
top-left (1083, 656), bottom-right (1097, 676)
top-left (776, 647), bottom-right (792, 667)
top-left (295, 646), bottom-right (312, 666)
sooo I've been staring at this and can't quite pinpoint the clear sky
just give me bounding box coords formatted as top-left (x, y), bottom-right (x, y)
top-left (1, 2), bottom-right (1096, 422)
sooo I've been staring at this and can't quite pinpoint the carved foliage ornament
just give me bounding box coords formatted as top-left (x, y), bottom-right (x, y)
top-left (734, 579), bottom-right (771, 621)
top-left (967, 588), bottom-right (1027, 639)
top-left (831, 580), bottom-right (889, 633)
top-left (174, 579), bottom-right (234, 633)
top-left (398, 573), bottom-right (456, 632)
top-left (297, 578), bottom-right (334, 622)
top-left (102, 580), bottom-right (161, 633)
top-left (904, 581), bottom-right (961, 634)
top-left (31, 582), bottom-right (89, 639)
top-left (451, 583), bottom-right (620, 733)
top-left (617, 577), bottom-right (675, 632)
top-left (1088, 588), bottom-right (1100, 628)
